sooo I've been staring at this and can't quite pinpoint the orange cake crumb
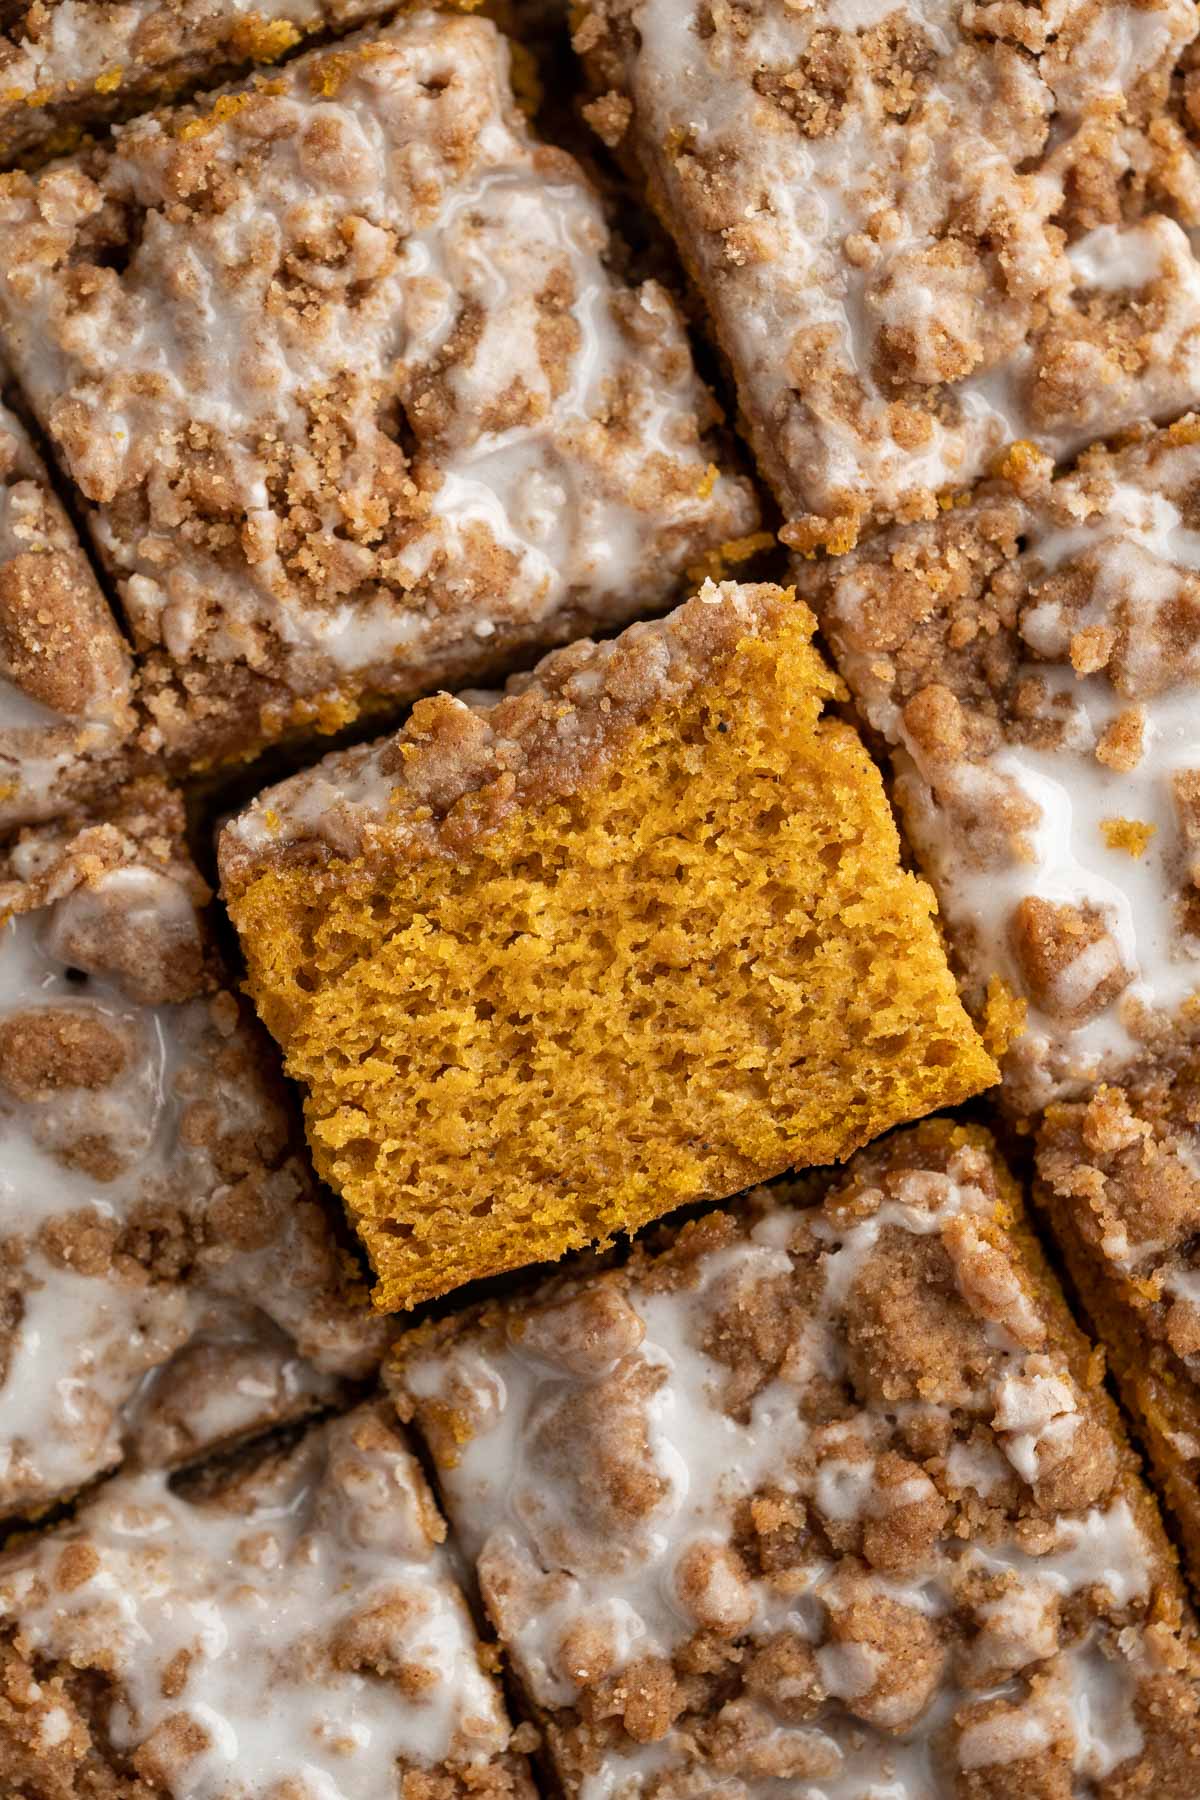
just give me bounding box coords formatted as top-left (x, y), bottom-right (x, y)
top-left (220, 582), bottom-right (995, 1311)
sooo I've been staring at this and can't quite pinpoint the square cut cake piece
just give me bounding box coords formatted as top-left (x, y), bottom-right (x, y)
top-left (0, 779), bottom-right (388, 1522)
top-left (1037, 1060), bottom-right (1200, 1590)
top-left (795, 421), bottom-right (1200, 1115)
top-left (0, 0), bottom-right (392, 167)
top-left (574, 0), bottom-right (1200, 548)
top-left (0, 1401), bottom-right (536, 1799)
top-left (219, 581), bottom-right (996, 1312)
top-left (0, 390), bottom-right (133, 829)
top-left (0, 11), bottom-right (757, 770)
top-left (393, 1120), bottom-right (1200, 1800)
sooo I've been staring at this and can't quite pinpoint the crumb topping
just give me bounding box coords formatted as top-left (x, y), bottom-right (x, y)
top-left (0, 782), bottom-right (385, 1518)
top-left (0, 1403), bottom-right (533, 1799)
top-left (0, 0), bottom-right (383, 164)
top-left (220, 580), bottom-right (804, 875)
top-left (0, 391), bottom-right (132, 828)
top-left (577, 0), bottom-right (1200, 540)
top-left (1039, 1061), bottom-right (1200, 1398)
top-left (798, 420), bottom-right (1200, 1111)
top-left (0, 12), bottom-right (754, 765)
top-left (393, 1123), bottom-right (1200, 1799)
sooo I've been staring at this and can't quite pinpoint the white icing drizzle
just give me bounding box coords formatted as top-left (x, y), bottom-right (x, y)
top-left (609, 0), bottom-right (1200, 524)
top-left (397, 1138), bottom-right (1165, 1798)
top-left (0, 1406), bottom-right (517, 1798)
top-left (0, 13), bottom-right (753, 739)
top-left (820, 430), bottom-right (1200, 1107)
top-left (0, 848), bottom-right (384, 1516)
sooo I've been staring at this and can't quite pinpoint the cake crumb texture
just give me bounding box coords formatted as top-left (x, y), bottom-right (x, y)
top-left (222, 582), bottom-right (995, 1311)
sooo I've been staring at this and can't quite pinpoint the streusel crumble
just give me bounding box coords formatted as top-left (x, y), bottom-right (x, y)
top-left (797, 420), bottom-right (1200, 1112)
top-left (575, 0), bottom-right (1200, 547)
top-left (0, 0), bottom-right (394, 166)
top-left (0, 1401), bottom-right (536, 1798)
top-left (0, 781), bottom-right (386, 1520)
top-left (0, 11), bottom-right (755, 767)
top-left (0, 388), bottom-right (132, 830)
top-left (394, 1121), bottom-right (1200, 1799)
top-left (1038, 1058), bottom-right (1200, 1586)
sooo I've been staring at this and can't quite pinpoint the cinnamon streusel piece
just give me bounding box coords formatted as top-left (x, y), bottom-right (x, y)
top-left (220, 582), bottom-right (995, 1311)
top-left (0, 389), bottom-right (132, 829)
top-left (0, 11), bottom-right (756, 768)
top-left (394, 1120), bottom-right (1200, 1800)
top-left (575, 0), bottom-right (1200, 547)
top-left (0, 780), bottom-right (386, 1521)
top-left (0, 1401), bottom-right (536, 1799)
top-left (1038, 1059), bottom-right (1200, 1588)
top-left (796, 420), bottom-right (1200, 1113)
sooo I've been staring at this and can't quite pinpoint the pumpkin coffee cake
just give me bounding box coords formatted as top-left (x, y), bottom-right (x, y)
top-left (393, 1120), bottom-right (1200, 1799)
top-left (0, 10), bottom-right (755, 770)
top-left (0, 389), bottom-right (133, 830)
top-left (797, 420), bottom-right (1200, 1115)
top-left (574, 0), bottom-right (1200, 549)
top-left (0, 1401), bottom-right (535, 1798)
top-left (0, 780), bottom-right (386, 1521)
top-left (220, 581), bottom-right (995, 1311)
top-left (1037, 1058), bottom-right (1200, 1590)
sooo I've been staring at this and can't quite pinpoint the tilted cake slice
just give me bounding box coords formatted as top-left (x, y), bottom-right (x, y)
top-left (221, 581), bottom-right (995, 1310)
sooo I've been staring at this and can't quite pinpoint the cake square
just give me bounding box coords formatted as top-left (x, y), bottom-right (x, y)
top-left (220, 581), bottom-right (995, 1312)
top-left (1037, 1059), bottom-right (1200, 1589)
top-left (0, 1400), bottom-right (536, 1799)
top-left (0, 780), bottom-right (387, 1521)
top-left (0, 0), bottom-right (392, 166)
top-left (393, 1120), bottom-right (1200, 1799)
top-left (575, 0), bottom-right (1200, 547)
top-left (796, 421), bottom-right (1200, 1114)
top-left (0, 11), bottom-right (757, 769)
top-left (0, 390), bottom-right (133, 829)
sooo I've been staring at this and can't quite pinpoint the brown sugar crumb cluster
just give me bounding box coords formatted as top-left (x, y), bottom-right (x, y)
top-left (574, 0), bottom-right (1200, 545)
top-left (796, 419), bottom-right (1200, 1115)
top-left (219, 582), bottom-right (994, 1311)
top-left (0, 390), bottom-right (133, 830)
top-left (0, 1402), bottom-right (537, 1800)
top-left (1038, 1057), bottom-right (1200, 1587)
top-left (0, 0), bottom-right (394, 167)
top-left (0, 10), bottom-right (755, 769)
top-left (0, 779), bottom-right (386, 1521)
top-left (393, 1119), bottom-right (1200, 1799)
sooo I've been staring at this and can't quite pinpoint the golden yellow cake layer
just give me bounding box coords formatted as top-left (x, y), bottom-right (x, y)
top-left (221, 583), bottom-right (996, 1310)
